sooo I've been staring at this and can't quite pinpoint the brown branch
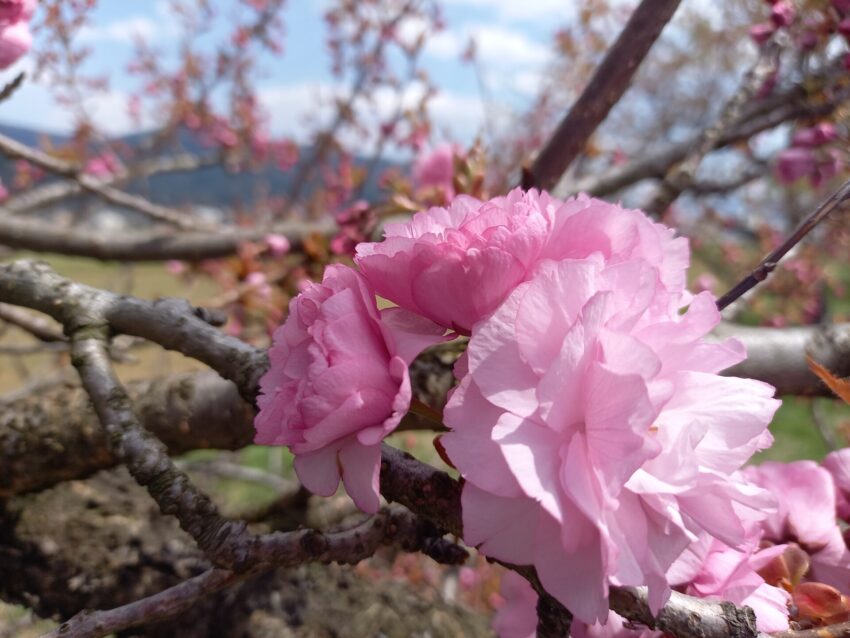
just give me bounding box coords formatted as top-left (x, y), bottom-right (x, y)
top-left (570, 84), bottom-right (842, 198)
top-left (3, 152), bottom-right (220, 215)
top-left (716, 178), bottom-right (850, 310)
top-left (522, 0), bottom-right (683, 191)
top-left (0, 302), bottom-right (65, 341)
top-left (0, 131), bottom-right (214, 230)
top-left (70, 332), bottom-right (255, 570)
top-left (0, 260), bottom-right (265, 396)
top-left (0, 71), bottom-right (25, 105)
top-left (0, 214), bottom-right (332, 261)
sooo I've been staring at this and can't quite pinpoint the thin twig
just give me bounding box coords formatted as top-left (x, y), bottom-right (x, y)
top-left (522, 0), bottom-right (682, 191)
top-left (716, 178), bottom-right (850, 310)
top-left (0, 71), bottom-right (25, 104)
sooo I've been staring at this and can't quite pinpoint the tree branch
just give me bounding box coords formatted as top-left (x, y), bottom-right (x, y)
top-left (716, 178), bottom-right (850, 310)
top-left (0, 213), bottom-right (332, 261)
top-left (3, 151), bottom-right (220, 215)
top-left (522, 0), bottom-right (682, 191)
top-left (0, 131), bottom-right (214, 230)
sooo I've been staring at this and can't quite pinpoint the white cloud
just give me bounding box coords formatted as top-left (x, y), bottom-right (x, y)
top-left (425, 23), bottom-right (550, 68)
top-left (441, 0), bottom-right (578, 23)
top-left (77, 16), bottom-right (167, 44)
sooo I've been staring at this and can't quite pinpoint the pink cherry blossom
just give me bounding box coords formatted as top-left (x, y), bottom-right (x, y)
top-left (265, 233), bottom-right (291, 257)
top-left (412, 143), bottom-right (458, 196)
top-left (792, 123), bottom-right (838, 148)
top-left (254, 264), bottom-right (445, 512)
top-left (776, 148), bottom-right (816, 184)
top-left (823, 449), bottom-right (850, 522)
top-left (743, 461), bottom-right (850, 591)
top-left (667, 530), bottom-right (789, 631)
top-left (492, 572), bottom-right (537, 638)
top-left (356, 189), bottom-right (688, 334)
top-left (749, 22), bottom-right (776, 45)
top-left (770, 1), bottom-right (795, 27)
top-left (442, 251), bottom-right (779, 623)
top-left (84, 153), bottom-right (124, 179)
top-left (0, 19), bottom-right (29, 69)
top-left (0, 0), bottom-right (34, 25)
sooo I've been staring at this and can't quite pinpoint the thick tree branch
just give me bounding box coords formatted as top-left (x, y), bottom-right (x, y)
top-left (0, 214), bottom-right (332, 261)
top-left (0, 260), bottom-right (265, 396)
top-left (522, 0), bottom-right (682, 191)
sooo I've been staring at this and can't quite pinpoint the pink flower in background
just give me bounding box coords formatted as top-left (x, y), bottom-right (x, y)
top-left (0, 19), bottom-right (29, 69)
top-left (492, 572), bottom-right (537, 638)
top-left (792, 124), bottom-right (838, 148)
top-left (265, 233), bottom-right (291, 257)
top-left (749, 22), bottom-right (776, 45)
top-left (770, 1), bottom-right (795, 27)
top-left (442, 252), bottom-right (779, 623)
top-left (0, 0), bottom-right (34, 25)
top-left (0, 178), bottom-right (8, 202)
top-left (776, 148), bottom-right (816, 184)
top-left (254, 265), bottom-right (445, 513)
top-left (823, 449), bottom-right (850, 522)
top-left (412, 143), bottom-right (459, 196)
top-left (667, 530), bottom-right (790, 631)
top-left (743, 461), bottom-right (850, 591)
top-left (84, 152), bottom-right (124, 179)
top-left (356, 189), bottom-right (687, 334)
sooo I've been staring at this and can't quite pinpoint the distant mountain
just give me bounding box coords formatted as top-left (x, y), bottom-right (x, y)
top-left (0, 123), bottom-right (397, 213)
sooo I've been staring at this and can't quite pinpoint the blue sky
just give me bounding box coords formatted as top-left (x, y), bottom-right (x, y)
top-left (0, 0), bottom-right (572, 147)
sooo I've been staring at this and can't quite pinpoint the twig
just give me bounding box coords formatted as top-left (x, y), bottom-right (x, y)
top-left (0, 302), bottom-right (65, 341)
top-left (0, 71), bottom-right (25, 104)
top-left (522, 0), bottom-right (683, 191)
top-left (716, 178), bottom-right (850, 310)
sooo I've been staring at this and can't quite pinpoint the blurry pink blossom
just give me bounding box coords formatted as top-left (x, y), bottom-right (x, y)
top-left (265, 233), bottom-right (290, 257)
top-left (744, 461), bottom-right (850, 591)
top-left (770, 1), bottom-right (795, 27)
top-left (165, 260), bottom-right (186, 275)
top-left (749, 22), bottom-right (775, 45)
top-left (792, 123), bottom-right (838, 148)
top-left (254, 265), bottom-right (445, 513)
top-left (0, 19), bottom-right (29, 69)
top-left (492, 572), bottom-right (537, 638)
top-left (84, 152), bottom-right (123, 179)
top-left (412, 143), bottom-right (459, 196)
top-left (823, 449), bottom-right (850, 523)
top-left (776, 148), bottom-right (816, 184)
top-left (0, 0), bottom-right (34, 25)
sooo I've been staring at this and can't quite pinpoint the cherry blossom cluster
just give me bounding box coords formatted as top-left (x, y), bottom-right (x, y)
top-left (495, 451), bottom-right (850, 637)
top-left (0, 0), bottom-right (33, 69)
top-left (254, 188), bottom-right (783, 628)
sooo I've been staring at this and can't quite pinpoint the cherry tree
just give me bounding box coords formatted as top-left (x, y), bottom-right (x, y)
top-left (3, 1), bottom-right (850, 637)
